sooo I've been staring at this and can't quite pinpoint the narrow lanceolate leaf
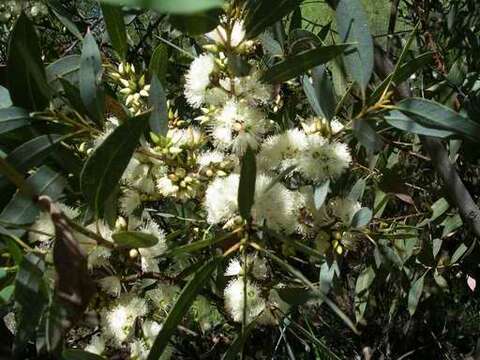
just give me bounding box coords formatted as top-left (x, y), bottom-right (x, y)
top-left (244, 0), bottom-right (302, 39)
top-left (0, 166), bottom-right (66, 236)
top-left (0, 107), bottom-right (30, 134)
top-left (112, 231), bottom-right (159, 249)
top-left (149, 76), bottom-right (168, 135)
top-left (47, 0), bottom-right (83, 40)
top-left (348, 178), bottom-right (366, 202)
top-left (336, 0), bottom-right (374, 94)
top-left (80, 113), bottom-right (149, 216)
top-left (101, 4), bottom-right (128, 60)
top-left (385, 110), bottom-right (455, 138)
top-left (147, 257), bottom-right (220, 360)
top-left (14, 254), bottom-right (48, 351)
top-left (0, 134), bottom-right (63, 191)
top-left (408, 273), bottom-right (426, 316)
top-left (395, 98), bottom-right (480, 141)
top-left (0, 85), bottom-right (12, 108)
top-left (371, 52), bottom-right (432, 102)
top-left (8, 13), bottom-right (50, 110)
top-left (238, 147), bottom-right (257, 220)
top-left (350, 207), bottom-right (372, 228)
top-left (303, 65), bottom-right (336, 121)
top-left (314, 180), bottom-right (330, 210)
top-left (46, 55), bottom-right (81, 88)
top-left (79, 31), bottom-right (105, 124)
top-left (149, 43), bottom-right (169, 84)
top-left (99, 0), bottom-right (224, 14)
top-left (262, 45), bottom-right (349, 84)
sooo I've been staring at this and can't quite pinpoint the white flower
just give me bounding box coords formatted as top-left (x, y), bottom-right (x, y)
top-left (142, 320), bottom-right (162, 343)
top-left (253, 174), bottom-right (300, 234)
top-left (224, 278), bottom-right (265, 323)
top-left (157, 176), bottom-right (179, 197)
top-left (167, 127), bottom-right (204, 148)
top-left (205, 20), bottom-right (246, 48)
top-left (297, 135), bottom-right (352, 182)
top-left (102, 295), bottom-right (148, 345)
top-left (257, 129), bottom-right (308, 172)
top-left (204, 87), bottom-right (229, 106)
top-left (98, 276), bottom-right (122, 297)
top-left (225, 255), bottom-right (268, 280)
top-left (197, 150), bottom-right (225, 169)
top-left (120, 190), bottom-right (142, 216)
top-left (130, 339), bottom-right (149, 360)
top-left (205, 173), bottom-right (299, 233)
top-left (184, 54), bottom-right (215, 108)
top-left (329, 197), bottom-right (361, 225)
top-left (211, 100), bottom-right (270, 154)
top-left (84, 335), bottom-right (105, 355)
top-left (137, 220), bottom-right (167, 272)
top-left (204, 174), bottom-right (239, 225)
top-left (236, 70), bottom-right (272, 104)
top-left (29, 204), bottom-right (80, 243)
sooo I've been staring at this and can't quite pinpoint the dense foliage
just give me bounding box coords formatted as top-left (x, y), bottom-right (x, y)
top-left (1, 0), bottom-right (480, 359)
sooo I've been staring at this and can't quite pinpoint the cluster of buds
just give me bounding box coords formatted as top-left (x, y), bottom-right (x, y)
top-left (110, 63), bottom-right (150, 116)
top-left (0, 1), bottom-right (21, 23)
top-left (301, 116), bottom-right (344, 138)
top-left (165, 167), bottom-right (201, 199)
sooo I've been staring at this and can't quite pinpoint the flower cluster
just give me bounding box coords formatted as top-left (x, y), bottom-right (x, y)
top-left (23, 11), bottom-right (363, 359)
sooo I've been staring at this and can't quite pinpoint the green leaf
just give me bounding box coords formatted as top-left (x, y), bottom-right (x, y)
top-left (149, 76), bottom-right (168, 135)
top-left (352, 119), bottom-right (384, 154)
top-left (348, 178), bottom-right (366, 202)
top-left (60, 78), bottom-right (89, 116)
top-left (304, 66), bottom-right (336, 121)
top-left (385, 110), bottom-right (456, 138)
top-left (441, 214), bottom-right (463, 238)
top-left (170, 9), bottom-right (221, 36)
top-left (350, 207), bottom-right (372, 228)
top-left (0, 86), bottom-right (12, 108)
top-left (313, 180), bottom-right (330, 210)
top-left (430, 198), bottom-right (450, 222)
top-left (408, 273), bottom-right (426, 316)
top-left (355, 266), bottom-right (375, 295)
top-left (335, 0), bottom-right (373, 94)
top-left (0, 107), bottom-right (30, 135)
top-left (8, 13), bottom-right (50, 110)
top-left (354, 266), bottom-right (375, 321)
top-left (262, 45), bottom-right (349, 84)
top-left (80, 113), bottom-right (149, 216)
top-left (99, 0), bottom-right (224, 14)
top-left (244, 0), bottom-right (302, 39)
top-left (149, 43), bottom-right (168, 84)
top-left (14, 253), bottom-right (48, 349)
top-left (395, 98), bottom-right (480, 141)
top-left (238, 147), bottom-right (257, 220)
top-left (79, 31), bottom-right (105, 124)
top-left (0, 166), bottom-right (67, 236)
top-left (0, 134), bottom-right (63, 191)
top-left (0, 284), bottom-right (14, 304)
top-left (62, 349), bottom-right (106, 360)
top-left (147, 257), bottom-right (220, 359)
top-left (46, 0), bottom-right (83, 40)
top-left (101, 4), bottom-right (128, 60)
top-left (112, 231), bottom-right (159, 249)
top-left (46, 55), bottom-right (81, 89)
top-left (371, 52), bottom-right (432, 102)
top-left (432, 238), bottom-right (442, 259)
top-left (450, 243), bottom-right (467, 264)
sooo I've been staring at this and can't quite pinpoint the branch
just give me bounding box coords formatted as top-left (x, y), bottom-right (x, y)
top-left (374, 45), bottom-right (480, 238)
